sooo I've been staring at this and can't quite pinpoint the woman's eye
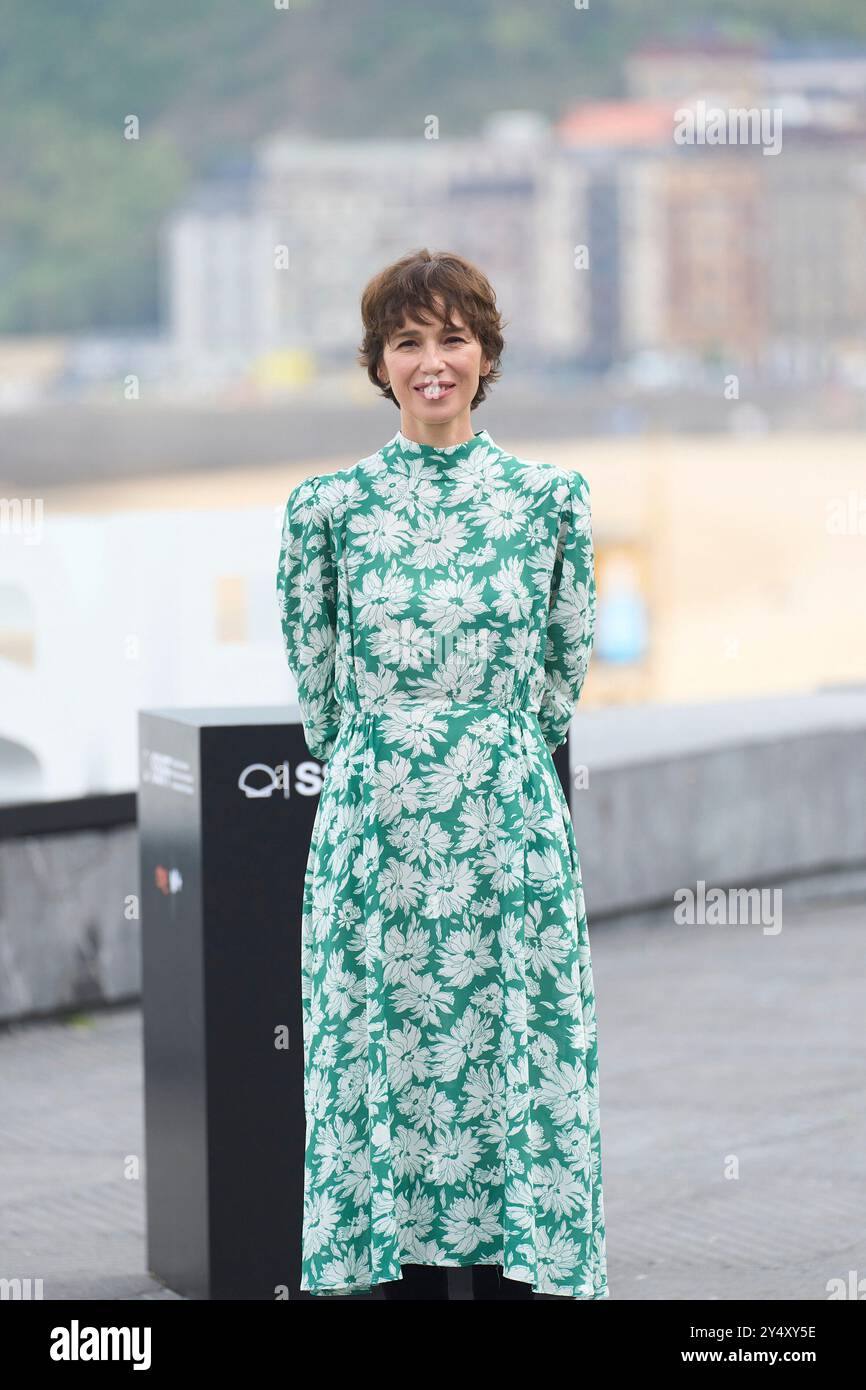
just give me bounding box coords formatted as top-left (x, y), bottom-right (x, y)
top-left (395, 337), bottom-right (465, 347)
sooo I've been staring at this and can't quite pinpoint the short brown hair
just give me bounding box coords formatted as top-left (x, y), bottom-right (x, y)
top-left (357, 248), bottom-right (507, 409)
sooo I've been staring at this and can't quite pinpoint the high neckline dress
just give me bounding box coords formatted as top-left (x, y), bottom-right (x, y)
top-left (276, 425), bottom-right (608, 1298)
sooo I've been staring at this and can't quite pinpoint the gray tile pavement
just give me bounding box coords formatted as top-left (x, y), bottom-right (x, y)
top-left (1, 891), bottom-right (864, 1301)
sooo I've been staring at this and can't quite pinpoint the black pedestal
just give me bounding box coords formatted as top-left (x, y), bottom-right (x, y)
top-left (138, 704), bottom-right (358, 1300)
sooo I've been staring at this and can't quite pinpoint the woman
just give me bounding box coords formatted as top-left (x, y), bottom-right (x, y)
top-left (276, 248), bottom-right (607, 1301)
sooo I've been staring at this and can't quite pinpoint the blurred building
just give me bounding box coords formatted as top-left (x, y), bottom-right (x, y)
top-left (763, 142), bottom-right (866, 378)
top-left (164, 156), bottom-right (280, 371)
top-left (624, 36), bottom-right (765, 107)
top-left (162, 41), bottom-right (866, 384)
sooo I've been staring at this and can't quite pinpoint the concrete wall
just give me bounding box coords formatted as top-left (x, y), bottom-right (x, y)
top-left (570, 686), bottom-right (866, 916)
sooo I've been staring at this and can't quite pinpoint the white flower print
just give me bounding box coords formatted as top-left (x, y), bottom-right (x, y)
top-left (409, 649), bottom-right (489, 706)
top-left (490, 554), bottom-right (533, 622)
top-left (533, 1158), bottom-right (591, 1219)
top-left (385, 813), bottom-right (452, 865)
top-left (480, 838), bottom-right (523, 894)
top-left (368, 754), bottom-right (426, 824)
top-left (391, 972), bottom-right (455, 1027)
top-left (429, 1005), bottom-right (496, 1081)
top-left (526, 845), bottom-right (567, 896)
top-left (354, 564), bottom-right (416, 627)
top-left (417, 571), bottom-right (488, 632)
top-left (453, 793), bottom-right (509, 855)
top-left (422, 736), bottom-right (493, 813)
top-left (349, 505), bottom-right (413, 558)
top-left (421, 856), bottom-right (478, 919)
top-left (460, 1062), bottom-right (507, 1122)
top-left (368, 616), bottom-right (431, 670)
top-left (372, 464), bottom-right (443, 519)
top-left (429, 1141), bottom-right (489, 1197)
top-left (474, 487), bottom-right (534, 540)
top-left (303, 1188), bottom-right (343, 1256)
top-left (399, 1080), bottom-right (458, 1134)
top-left (536, 1058), bottom-right (591, 1128)
top-left (381, 922), bottom-right (432, 985)
top-left (323, 951), bottom-right (365, 1021)
top-left (407, 509), bottom-right (470, 567)
top-left (435, 925), bottom-right (498, 988)
top-left (380, 706), bottom-right (452, 758)
top-left (385, 1022), bottom-right (430, 1091)
top-left (378, 857), bottom-right (425, 913)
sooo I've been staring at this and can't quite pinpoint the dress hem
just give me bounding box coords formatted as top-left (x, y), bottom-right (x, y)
top-left (301, 1257), bottom-right (609, 1300)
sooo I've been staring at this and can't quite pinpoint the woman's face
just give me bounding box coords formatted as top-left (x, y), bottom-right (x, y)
top-left (377, 300), bottom-right (491, 427)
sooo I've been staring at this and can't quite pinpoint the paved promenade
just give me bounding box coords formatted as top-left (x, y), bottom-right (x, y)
top-left (1, 889), bottom-right (864, 1301)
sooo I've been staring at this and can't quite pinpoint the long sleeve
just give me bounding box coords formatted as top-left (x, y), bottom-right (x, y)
top-left (276, 474), bottom-right (343, 762)
top-left (537, 469), bottom-right (596, 754)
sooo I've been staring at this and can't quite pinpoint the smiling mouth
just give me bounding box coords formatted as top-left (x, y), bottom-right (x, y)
top-left (414, 382), bottom-right (455, 400)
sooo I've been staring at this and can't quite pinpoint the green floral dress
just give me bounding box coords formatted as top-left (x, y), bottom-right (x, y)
top-left (276, 426), bottom-right (607, 1299)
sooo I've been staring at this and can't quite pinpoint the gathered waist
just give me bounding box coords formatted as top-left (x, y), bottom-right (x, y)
top-left (340, 698), bottom-right (538, 720)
